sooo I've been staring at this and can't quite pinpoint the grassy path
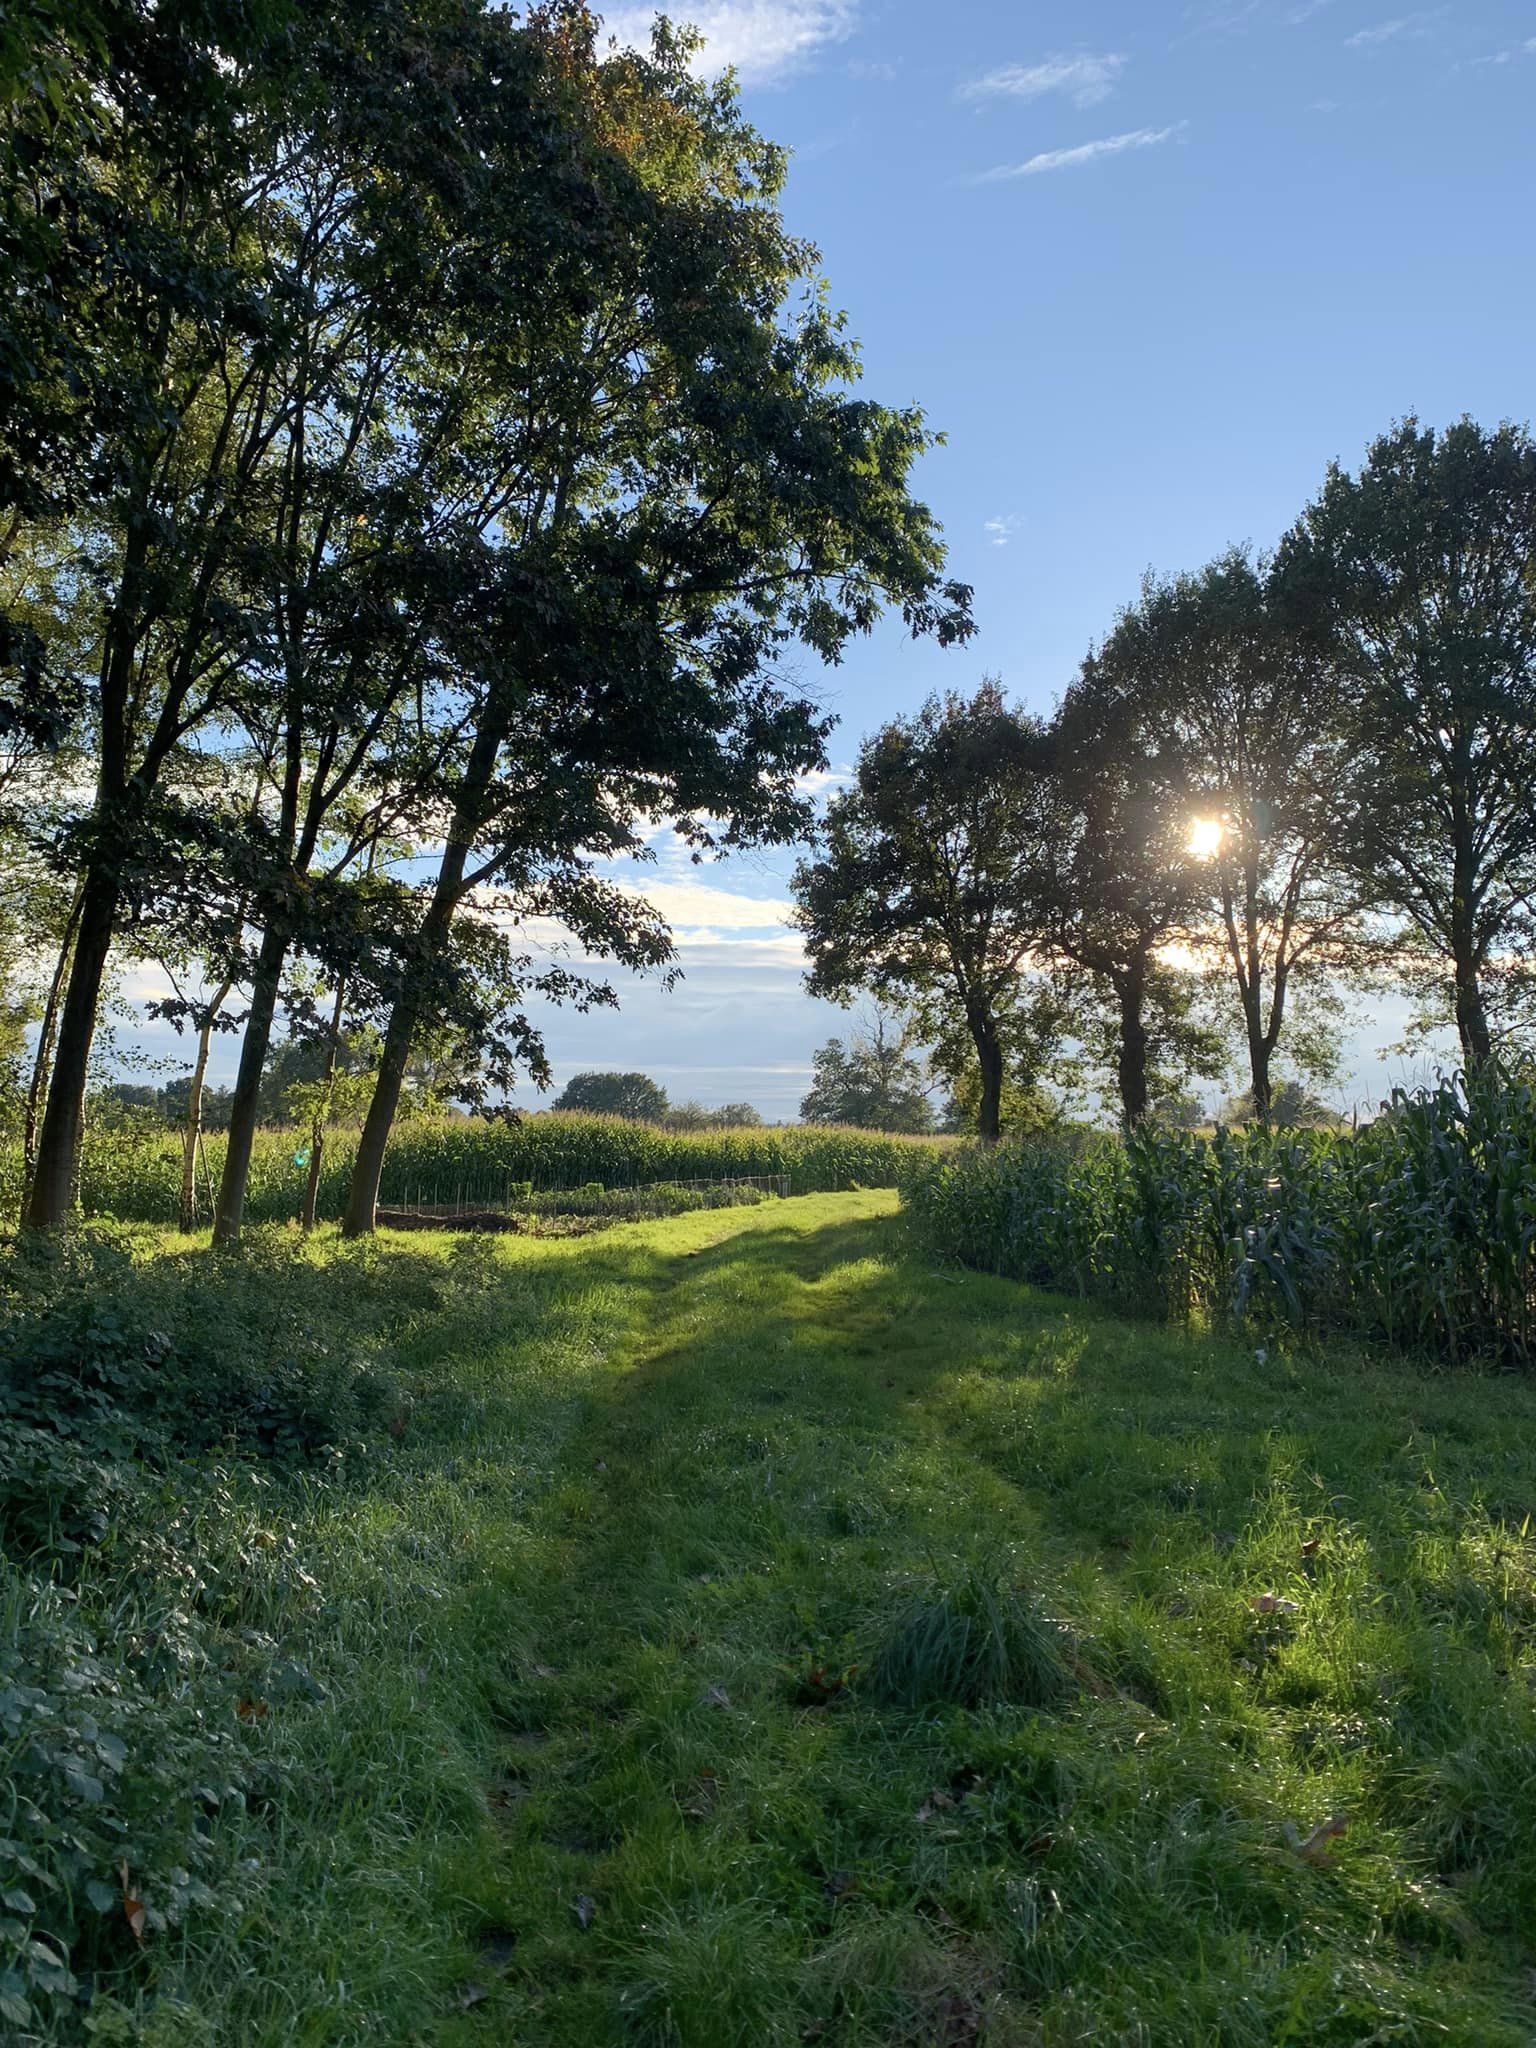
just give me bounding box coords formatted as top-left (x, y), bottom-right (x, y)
top-left (74, 1193), bottom-right (1536, 2045)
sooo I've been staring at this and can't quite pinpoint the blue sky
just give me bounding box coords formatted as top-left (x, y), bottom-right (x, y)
top-left (131, 1), bottom-right (1536, 1117)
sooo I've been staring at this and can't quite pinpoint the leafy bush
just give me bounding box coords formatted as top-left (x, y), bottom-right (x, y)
top-left (905, 1071), bottom-right (1536, 1364)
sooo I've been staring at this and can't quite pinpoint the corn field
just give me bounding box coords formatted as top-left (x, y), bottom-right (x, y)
top-left (0, 1113), bottom-right (944, 1229)
top-left (904, 1072), bottom-right (1536, 1366)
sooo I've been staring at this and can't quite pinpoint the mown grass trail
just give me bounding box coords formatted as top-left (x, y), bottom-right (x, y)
top-left (25, 1194), bottom-right (1536, 2045)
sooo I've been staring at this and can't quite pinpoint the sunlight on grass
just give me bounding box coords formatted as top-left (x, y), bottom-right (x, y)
top-left (9, 1192), bottom-right (1536, 2043)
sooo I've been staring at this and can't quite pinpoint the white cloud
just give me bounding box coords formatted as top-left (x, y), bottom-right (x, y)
top-left (602, 2), bottom-right (857, 84)
top-left (974, 123), bottom-right (1185, 183)
top-left (984, 515), bottom-right (1018, 548)
top-left (959, 52), bottom-right (1128, 108)
top-left (1476, 36), bottom-right (1536, 65)
top-left (1345, 12), bottom-right (1439, 48)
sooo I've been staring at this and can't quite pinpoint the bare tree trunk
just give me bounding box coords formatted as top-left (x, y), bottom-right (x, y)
top-left (23, 883), bottom-right (83, 1188)
top-left (301, 977), bottom-right (348, 1230)
top-left (342, 971), bottom-right (428, 1236)
top-left (23, 865), bottom-right (119, 1227)
top-left (1116, 964), bottom-right (1151, 1129)
top-left (967, 1004), bottom-right (1005, 1144)
top-left (1453, 948), bottom-right (1493, 1068)
top-left (179, 975), bottom-right (234, 1233)
top-left (342, 721), bottom-right (499, 1237)
top-left (213, 922), bottom-right (290, 1246)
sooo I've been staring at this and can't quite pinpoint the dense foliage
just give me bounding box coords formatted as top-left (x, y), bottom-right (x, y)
top-left (906, 1070), bottom-right (1536, 1365)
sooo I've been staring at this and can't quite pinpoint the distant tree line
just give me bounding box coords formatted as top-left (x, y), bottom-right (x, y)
top-left (0, 0), bottom-right (971, 1236)
top-left (551, 1071), bottom-right (763, 1130)
top-left (793, 420), bottom-right (1536, 1138)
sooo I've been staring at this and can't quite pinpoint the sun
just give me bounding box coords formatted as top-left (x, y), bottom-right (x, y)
top-left (1187, 817), bottom-right (1225, 861)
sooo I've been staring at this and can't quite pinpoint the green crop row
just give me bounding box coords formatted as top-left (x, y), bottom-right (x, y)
top-left (904, 1071), bottom-right (1536, 1366)
top-left (0, 1114), bottom-right (945, 1228)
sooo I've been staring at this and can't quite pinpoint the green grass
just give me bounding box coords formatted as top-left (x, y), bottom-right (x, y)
top-left (9, 1196), bottom-right (1536, 2043)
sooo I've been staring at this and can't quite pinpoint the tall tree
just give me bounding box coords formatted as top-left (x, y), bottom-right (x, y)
top-left (1276, 418), bottom-right (1536, 1068)
top-left (338, 21), bottom-right (972, 1234)
top-left (15, 4), bottom-right (356, 1225)
top-left (1042, 684), bottom-right (1227, 1127)
top-left (792, 683), bottom-right (1054, 1143)
top-left (1084, 551), bottom-right (1361, 1119)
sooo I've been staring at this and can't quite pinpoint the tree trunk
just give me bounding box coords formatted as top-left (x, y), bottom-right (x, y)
top-left (301, 978), bottom-right (348, 1231)
top-left (179, 976), bottom-right (234, 1233)
top-left (1246, 1027), bottom-right (1273, 1123)
top-left (342, 718), bottom-right (500, 1237)
top-left (341, 972), bottom-right (427, 1236)
top-left (1453, 946), bottom-right (1493, 1069)
top-left (968, 1005), bottom-right (1004, 1144)
top-left (22, 864), bottom-right (120, 1227)
top-left (23, 884), bottom-right (82, 1188)
top-left (212, 922), bottom-right (289, 1246)
top-left (1116, 967), bottom-right (1150, 1129)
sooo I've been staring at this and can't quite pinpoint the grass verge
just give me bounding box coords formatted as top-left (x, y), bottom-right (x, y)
top-left (6, 1194), bottom-right (1536, 2043)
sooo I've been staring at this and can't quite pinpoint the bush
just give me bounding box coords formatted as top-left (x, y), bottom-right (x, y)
top-left (905, 1070), bottom-right (1536, 1365)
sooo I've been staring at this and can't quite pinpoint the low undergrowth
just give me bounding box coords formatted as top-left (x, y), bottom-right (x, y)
top-left (4, 1195), bottom-right (1536, 2043)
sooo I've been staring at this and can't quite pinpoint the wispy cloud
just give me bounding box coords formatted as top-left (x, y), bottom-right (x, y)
top-left (1345, 11), bottom-right (1440, 48)
top-left (1473, 36), bottom-right (1536, 67)
top-left (984, 515), bottom-right (1018, 548)
top-left (959, 52), bottom-right (1128, 109)
top-left (603, 2), bottom-right (857, 84)
top-left (973, 123), bottom-right (1186, 183)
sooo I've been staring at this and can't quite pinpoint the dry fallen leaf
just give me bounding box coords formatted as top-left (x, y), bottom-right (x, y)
top-left (120, 1861), bottom-right (146, 1945)
top-left (1300, 1537), bottom-right (1321, 1558)
top-left (235, 1696), bottom-right (269, 1720)
top-left (1250, 1594), bottom-right (1300, 1616)
top-left (573, 1894), bottom-right (597, 1930)
top-left (703, 1684), bottom-right (731, 1709)
top-left (1282, 1813), bottom-right (1350, 1865)
top-left (455, 1982), bottom-right (490, 2012)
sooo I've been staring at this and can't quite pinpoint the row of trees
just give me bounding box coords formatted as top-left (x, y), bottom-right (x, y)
top-left (794, 420), bottom-right (1536, 1137)
top-left (0, 1), bottom-right (972, 1234)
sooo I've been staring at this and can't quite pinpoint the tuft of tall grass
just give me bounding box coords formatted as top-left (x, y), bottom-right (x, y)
top-left (905, 1070), bottom-right (1536, 1365)
top-left (866, 1563), bottom-right (1069, 1710)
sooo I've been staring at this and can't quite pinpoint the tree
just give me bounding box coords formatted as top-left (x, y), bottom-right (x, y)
top-left (1219, 1078), bottom-right (1339, 1129)
top-left (1041, 683), bottom-right (1229, 1127)
top-left (714, 1103), bottom-right (763, 1128)
top-left (16, 3), bottom-right (378, 1226)
top-left (554, 1072), bottom-right (669, 1122)
top-left (1276, 418), bottom-right (1536, 1069)
top-left (1085, 550), bottom-right (1363, 1119)
top-left (336, 19), bottom-right (971, 1236)
top-left (799, 1015), bottom-right (935, 1134)
top-left (792, 683), bottom-right (1056, 1143)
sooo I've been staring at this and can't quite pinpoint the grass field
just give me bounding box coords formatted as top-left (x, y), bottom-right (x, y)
top-left (8, 1195), bottom-right (1536, 2044)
